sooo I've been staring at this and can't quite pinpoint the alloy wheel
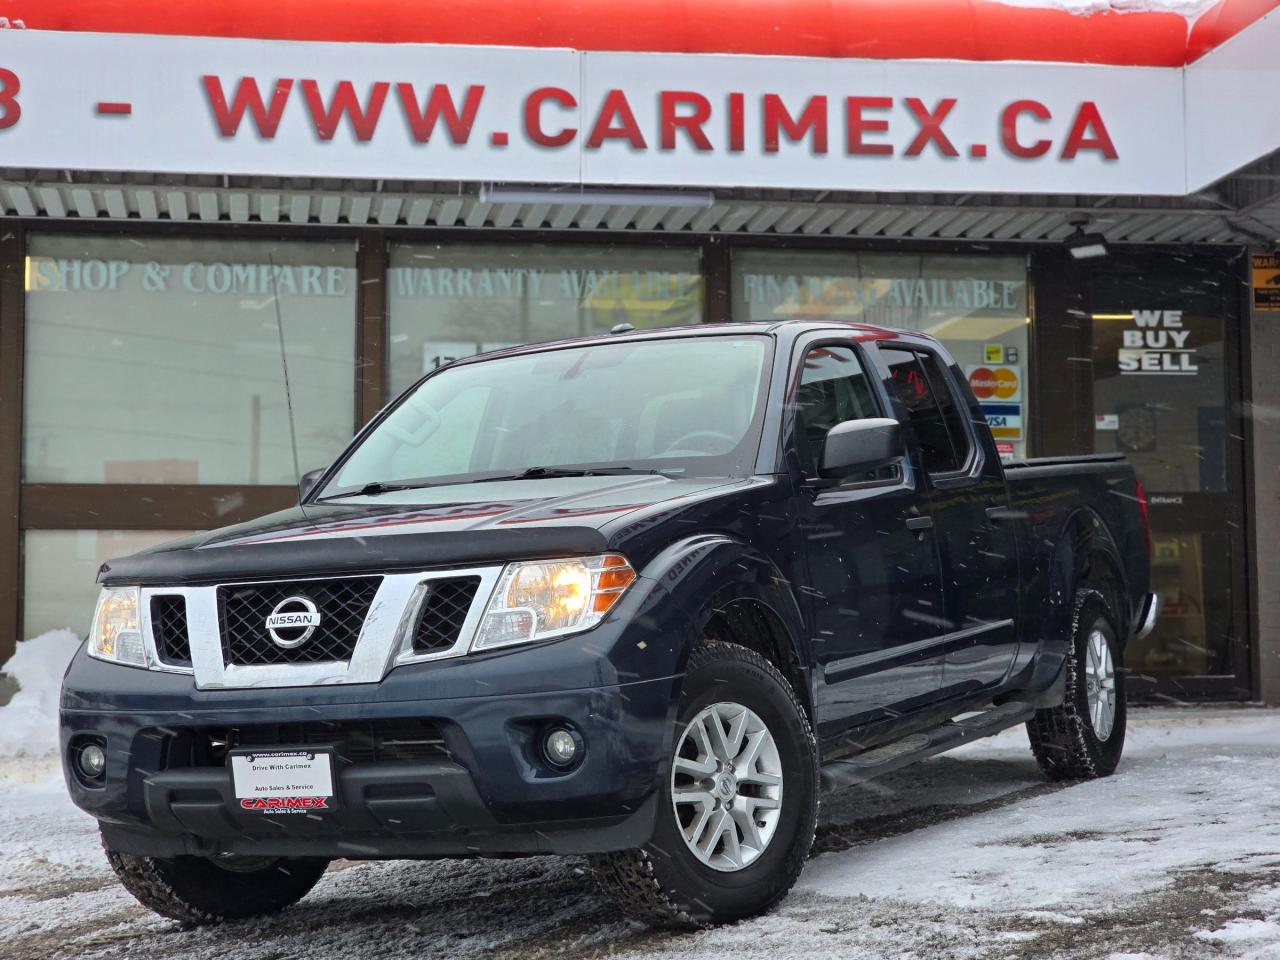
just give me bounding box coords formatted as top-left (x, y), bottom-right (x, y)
top-left (670, 701), bottom-right (784, 872)
top-left (1084, 622), bottom-right (1117, 742)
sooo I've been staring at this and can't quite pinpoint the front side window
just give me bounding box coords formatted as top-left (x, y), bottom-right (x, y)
top-left (794, 345), bottom-right (885, 479)
top-left (325, 336), bottom-right (771, 496)
top-left (881, 347), bottom-right (973, 475)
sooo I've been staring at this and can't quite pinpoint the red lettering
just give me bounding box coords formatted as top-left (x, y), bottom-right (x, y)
top-left (1061, 101), bottom-right (1118, 160)
top-left (0, 68), bottom-right (19, 131)
top-left (763, 94), bottom-right (827, 154)
top-left (397, 83), bottom-right (484, 144)
top-left (846, 96), bottom-right (893, 156)
top-left (586, 90), bottom-right (646, 149)
top-left (904, 97), bottom-right (958, 157)
top-left (202, 76), bottom-right (292, 138)
top-left (300, 80), bottom-right (389, 142)
top-left (660, 91), bottom-right (712, 151)
top-left (239, 796), bottom-right (329, 810)
top-left (524, 87), bottom-right (577, 148)
top-left (728, 92), bottom-right (745, 153)
top-left (1001, 100), bottom-right (1052, 159)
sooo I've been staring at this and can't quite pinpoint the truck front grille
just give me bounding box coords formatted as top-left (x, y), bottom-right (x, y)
top-left (414, 576), bottom-right (482, 654)
top-left (150, 595), bottom-right (192, 667)
top-left (162, 718), bottom-right (450, 768)
top-left (217, 576), bottom-right (382, 666)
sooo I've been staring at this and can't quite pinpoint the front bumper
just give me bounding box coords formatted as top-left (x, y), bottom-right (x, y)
top-left (61, 648), bottom-right (678, 860)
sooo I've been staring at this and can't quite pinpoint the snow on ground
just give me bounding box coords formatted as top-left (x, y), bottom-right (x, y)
top-left (0, 630), bottom-right (79, 761)
top-left (0, 708), bottom-right (1277, 960)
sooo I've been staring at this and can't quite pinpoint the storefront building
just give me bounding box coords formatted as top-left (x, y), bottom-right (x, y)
top-left (1, 0), bottom-right (1279, 704)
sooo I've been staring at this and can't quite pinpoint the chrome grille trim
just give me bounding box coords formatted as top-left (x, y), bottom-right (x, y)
top-left (139, 566), bottom-right (503, 690)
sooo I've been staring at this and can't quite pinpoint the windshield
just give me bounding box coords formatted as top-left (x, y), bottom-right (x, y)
top-left (321, 335), bottom-right (772, 497)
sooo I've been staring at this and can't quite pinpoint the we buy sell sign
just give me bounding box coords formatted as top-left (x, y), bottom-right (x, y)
top-left (0, 30), bottom-right (1186, 193)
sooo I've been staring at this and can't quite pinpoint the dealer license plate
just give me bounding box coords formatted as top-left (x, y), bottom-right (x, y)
top-left (230, 748), bottom-right (335, 815)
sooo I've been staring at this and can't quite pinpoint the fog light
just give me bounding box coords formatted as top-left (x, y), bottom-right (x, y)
top-left (78, 743), bottom-right (106, 779)
top-left (543, 728), bottom-right (579, 768)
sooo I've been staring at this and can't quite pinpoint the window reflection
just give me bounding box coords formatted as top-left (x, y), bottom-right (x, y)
top-left (23, 236), bottom-right (358, 486)
top-left (21, 530), bottom-right (194, 639)
top-left (387, 243), bottom-right (703, 396)
top-left (731, 250), bottom-right (1030, 459)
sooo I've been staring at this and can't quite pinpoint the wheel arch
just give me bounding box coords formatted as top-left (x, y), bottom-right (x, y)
top-left (639, 534), bottom-right (814, 723)
top-left (1043, 506), bottom-right (1131, 655)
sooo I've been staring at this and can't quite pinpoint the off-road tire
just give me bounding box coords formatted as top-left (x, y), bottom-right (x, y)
top-left (590, 640), bottom-right (818, 927)
top-left (104, 839), bottom-right (329, 925)
top-left (1026, 588), bottom-right (1127, 780)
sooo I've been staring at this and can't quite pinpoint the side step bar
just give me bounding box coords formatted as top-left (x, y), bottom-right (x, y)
top-left (819, 702), bottom-right (1037, 793)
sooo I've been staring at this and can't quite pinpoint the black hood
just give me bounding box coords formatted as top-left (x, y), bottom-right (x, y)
top-left (100, 475), bottom-right (763, 586)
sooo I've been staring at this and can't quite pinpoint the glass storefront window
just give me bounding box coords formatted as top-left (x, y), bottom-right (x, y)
top-left (731, 250), bottom-right (1030, 459)
top-left (23, 236), bottom-right (358, 485)
top-left (1089, 273), bottom-right (1227, 493)
top-left (387, 243), bottom-right (703, 396)
top-left (21, 529), bottom-right (194, 639)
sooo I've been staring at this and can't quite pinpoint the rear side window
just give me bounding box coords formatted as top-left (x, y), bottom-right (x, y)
top-left (794, 344), bottom-right (890, 479)
top-left (881, 347), bottom-right (973, 475)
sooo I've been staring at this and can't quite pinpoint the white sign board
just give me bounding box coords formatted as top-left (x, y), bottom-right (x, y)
top-left (231, 749), bottom-right (334, 812)
top-left (0, 29), bottom-right (1187, 194)
top-left (1184, 9), bottom-right (1280, 192)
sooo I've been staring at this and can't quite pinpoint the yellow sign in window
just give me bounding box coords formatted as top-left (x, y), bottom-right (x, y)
top-left (1253, 253), bottom-right (1280, 312)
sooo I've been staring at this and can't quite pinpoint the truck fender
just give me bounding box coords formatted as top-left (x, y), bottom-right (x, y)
top-left (637, 534), bottom-right (814, 719)
top-left (1038, 506), bottom-right (1130, 674)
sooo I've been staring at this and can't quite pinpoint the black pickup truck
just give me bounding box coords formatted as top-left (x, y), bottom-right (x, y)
top-left (61, 320), bottom-right (1157, 927)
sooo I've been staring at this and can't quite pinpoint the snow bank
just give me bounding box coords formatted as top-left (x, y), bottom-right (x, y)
top-left (0, 630), bottom-right (81, 759)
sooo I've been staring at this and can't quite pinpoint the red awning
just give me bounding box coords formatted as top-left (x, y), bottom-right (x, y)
top-left (2, 0), bottom-right (1276, 67)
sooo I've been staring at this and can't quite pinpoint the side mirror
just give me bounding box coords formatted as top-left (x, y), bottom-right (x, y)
top-left (820, 418), bottom-right (904, 478)
top-left (298, 467), bottom-right (327, 502)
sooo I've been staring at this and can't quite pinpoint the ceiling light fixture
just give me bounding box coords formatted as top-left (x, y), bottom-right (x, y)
top-left (1064, 221), bottom-right (1109, 260)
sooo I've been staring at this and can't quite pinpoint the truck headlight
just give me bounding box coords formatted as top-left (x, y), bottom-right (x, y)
top-left (473, 554), bottom-right (636, 650)
top-left (87, 587), bottom-right (147, 667)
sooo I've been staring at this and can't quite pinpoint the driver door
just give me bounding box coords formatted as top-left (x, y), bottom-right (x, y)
top-left (790, 340), bottom-right (948, 740)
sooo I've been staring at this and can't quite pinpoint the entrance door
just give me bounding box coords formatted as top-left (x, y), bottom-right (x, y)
top-left (1085, 265), bottom-right (1250, 700)
top-left (790, 340), bottom-right (947, 739)
top-left (1033, 249), bottom-right (1251, 702)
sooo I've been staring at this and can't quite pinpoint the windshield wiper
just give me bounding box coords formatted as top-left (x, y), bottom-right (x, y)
top-left (319, 479), bottom-right (442, 500)
top-left (323, 466), bottom-right (677, 500)
top-left (479, 466), bottom-right (674, 482)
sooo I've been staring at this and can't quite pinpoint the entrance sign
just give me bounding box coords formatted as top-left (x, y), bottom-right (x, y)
top-left (0, 30), bottom-right (1187, 194)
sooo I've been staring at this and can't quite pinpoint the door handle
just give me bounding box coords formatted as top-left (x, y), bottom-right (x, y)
top-left (905, 515), bottom-right (934, 531)
top-left (985, 505), bottom-right (1024, 522)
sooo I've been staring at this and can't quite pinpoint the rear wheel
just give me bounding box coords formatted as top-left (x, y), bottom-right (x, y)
top-left (590, 641), bottom-right (818, 927)
top-left (1026, 588), bottom-right (1127, 780)
top-left (104, 840), bottom-right (329, 925)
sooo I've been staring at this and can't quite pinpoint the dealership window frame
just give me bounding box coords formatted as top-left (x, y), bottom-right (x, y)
top-left (0, 219), bottom-right (1256, 704)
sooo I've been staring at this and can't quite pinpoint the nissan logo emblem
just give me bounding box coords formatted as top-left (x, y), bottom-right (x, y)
top-left (264, 596), bottom-right (321, 648)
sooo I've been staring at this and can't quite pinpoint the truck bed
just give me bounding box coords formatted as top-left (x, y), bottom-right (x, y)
top-left (1001, 451), bottom-right (1150, 638)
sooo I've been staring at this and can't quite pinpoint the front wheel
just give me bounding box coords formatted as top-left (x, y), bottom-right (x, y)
top-left (1026, 587), bottom-right (1127, 780)
top-left (590, 641), bottom-right (818, 927)
top-left (104, 841), bottom-right (329, 925)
